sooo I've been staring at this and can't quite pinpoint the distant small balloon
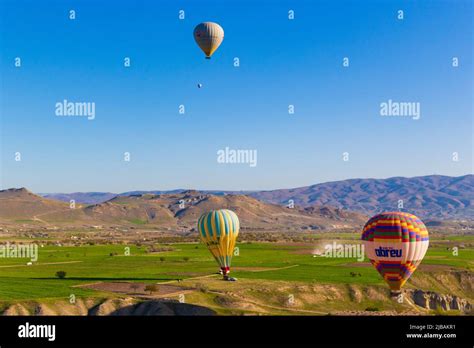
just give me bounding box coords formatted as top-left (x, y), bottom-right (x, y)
top-left (197, 83), bottom-right (203, 88)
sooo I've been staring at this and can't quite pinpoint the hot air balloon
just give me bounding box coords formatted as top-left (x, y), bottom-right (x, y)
top-left (193, 22), bottom-right (224, 59)
top-left (361, 212), bottom-right (429, 294)
top-left (197, 209), bottom-right (239, 280)
top-left (197, 83), bottom-right (203, 88)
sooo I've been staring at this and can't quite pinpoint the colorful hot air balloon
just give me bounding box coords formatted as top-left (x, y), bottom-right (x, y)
top-left (361, 212), bottom-right (429, 293)
top-left (197, 209), bottom-right (239, 280)
top-left (193, 22), bottom-right (224, 59)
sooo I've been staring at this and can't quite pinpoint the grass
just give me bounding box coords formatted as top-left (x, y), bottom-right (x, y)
top-left (129, 219), bottom-right (148, 225)
top-left (0, 237), bottom-right (471, 302)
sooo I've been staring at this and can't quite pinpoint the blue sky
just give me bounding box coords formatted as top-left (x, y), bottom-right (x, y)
top-left (1, 0), bottom-right (472, 193)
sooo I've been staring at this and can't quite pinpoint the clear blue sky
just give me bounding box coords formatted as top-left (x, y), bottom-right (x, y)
top-left (1, 0), bottom-right (472, 193)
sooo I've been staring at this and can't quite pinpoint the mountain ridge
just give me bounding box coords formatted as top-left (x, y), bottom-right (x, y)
top-left (0, 189), bottom-right (367, 231)
top-left (35, 175), bottom-right (474, 219)
top-left (250, 174), bottom-right (473, 219)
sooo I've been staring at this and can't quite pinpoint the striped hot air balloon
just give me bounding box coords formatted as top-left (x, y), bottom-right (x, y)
top-left (193, 22), bottom-right (224, 59)
top-left (197, 209), bottom-right (239, 280)
top-left (361, 212), bottom-right (429, 293)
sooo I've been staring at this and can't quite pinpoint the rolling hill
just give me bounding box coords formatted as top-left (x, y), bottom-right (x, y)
top-left (39, 175), bottom-right (474, 220)
top-left (250, 175), bottom-right (474, 220)
top-left (0, 188), bottom-right (70, 219)
top-left (0, 189), bottom-right (367, 231)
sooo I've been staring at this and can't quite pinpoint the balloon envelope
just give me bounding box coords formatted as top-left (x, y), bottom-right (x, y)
top-left (193, 22), bottom-right (224, 58)
top-left (197, 209), bottom-right (239, 277)
top-left (361, 212), bottom-right (429, 291)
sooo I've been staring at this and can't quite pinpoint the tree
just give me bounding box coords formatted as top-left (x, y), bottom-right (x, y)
top-left (183, 257), bottom-right (190, 262)
top-left (159, 257), bottom-right (165, 262)
top-left (55, 271), bottom-right (66, 279)
top-left (144, 284), bottom-right (157, 295)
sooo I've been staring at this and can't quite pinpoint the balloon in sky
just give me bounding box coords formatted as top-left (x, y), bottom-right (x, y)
top-left (193, 22), bottom-right (224, 59)
top-left (197, 209), bottom-right (239, 280)
top-left (197, 83), bottom-right (203, 88)
top-left (361, 212), bottom-right (429, 293)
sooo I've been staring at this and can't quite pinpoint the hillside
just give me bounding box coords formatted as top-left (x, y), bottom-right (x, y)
top-left (39, 175), bottom-right (474, 220)
top-left (84, 190), bottom-right (367, 231)
top-left (0, 189), bottom-right (367, 231)
top-left (0, 188), bottom-right (70, 219)
top-left (250, 175), bottom-right (474, 220)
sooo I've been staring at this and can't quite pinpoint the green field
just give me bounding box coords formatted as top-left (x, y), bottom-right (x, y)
top-left (0, 239), bottom-right (472, 304)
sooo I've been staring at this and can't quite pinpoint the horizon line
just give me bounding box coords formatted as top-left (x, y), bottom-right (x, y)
top-left (2, 173), bottom-right (472, 195)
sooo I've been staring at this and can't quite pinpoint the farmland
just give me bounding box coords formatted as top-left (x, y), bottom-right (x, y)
top-left (0, 232), bottom-right (472, 315)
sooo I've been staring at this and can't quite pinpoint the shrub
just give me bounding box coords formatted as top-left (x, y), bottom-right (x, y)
top-left (55, 271), bottom-right (66, 279)
top-left (144, 284), bottom-right (157, 294)
top-left (196, 283), bottom-right (209, 293)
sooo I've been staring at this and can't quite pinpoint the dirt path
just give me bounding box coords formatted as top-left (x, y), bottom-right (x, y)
top-left (32, 216), bottom-right (47, 224)
top-left (0, 260), bottom-right (83, 268)
top-left (248, 264), bottom-right (299, 272)
top-left (209, 290), bottom-right (328, 315)
top-left (159, 273), bottom-right (220, 284)
top-left (74, 265), bottom-right (300, 289)
top-left (32, 209), bottom-right (65, 225)
top-left (72, 281), bottom-right (103, 288)
top-left (71, 274), bottom-right (221, 291)
top-left (244, 301), bottom-right (327, 315)
top-left (138, 289), bottom-right (196, 299)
